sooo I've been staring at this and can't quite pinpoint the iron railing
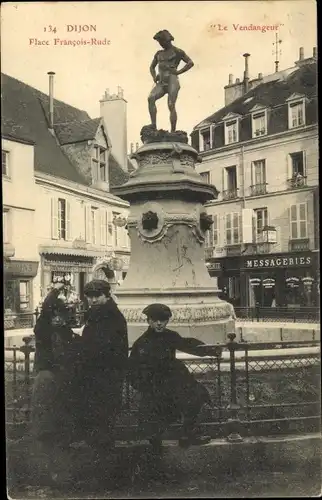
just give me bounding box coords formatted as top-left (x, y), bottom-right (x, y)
top-left (234, 306), bottom-right (320, 323)
top-left (5, 335), bottom-right (320, 442)
top-left (4, 312), bottom-right (34, 330)
top-left (222, 188), bottom-right (239, 201)
top-left (249, 183), bottom-right (268, 196)
top-left (287, 175), bottom-right (307, 189)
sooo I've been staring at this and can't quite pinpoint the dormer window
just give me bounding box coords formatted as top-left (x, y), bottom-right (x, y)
top-left (198, 126), bottom-right (213, 152)
top-left (286, 94), bottom-right (306, 129)
top-left (222, 113), bottom-right (241, 145)
top-left (92, 146), bottom-right (107, 183)
top-left (225, 120), bottom-right (238, 144)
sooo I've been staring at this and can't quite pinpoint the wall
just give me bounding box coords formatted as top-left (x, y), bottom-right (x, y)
top-left (2, 139), bottom-right (38, 261)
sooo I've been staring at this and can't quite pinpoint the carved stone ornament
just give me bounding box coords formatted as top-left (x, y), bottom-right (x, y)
top-left (121, 303), bottom-right (234, 323)
top-left (200, 212), bottom-right (214, 232)
top-left (142, 211), bottom-right (159, 231)
top-left (132, 203), bottom-right (206, 244)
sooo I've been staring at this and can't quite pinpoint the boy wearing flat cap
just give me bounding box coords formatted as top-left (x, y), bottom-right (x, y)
top-left (129, 303), bottom-right (211, 452)
top-left (75, 279), bottom-right (128, 455)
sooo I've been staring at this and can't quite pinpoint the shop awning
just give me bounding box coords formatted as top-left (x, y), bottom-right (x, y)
top-left (39, 246), bottom-right (104, 258)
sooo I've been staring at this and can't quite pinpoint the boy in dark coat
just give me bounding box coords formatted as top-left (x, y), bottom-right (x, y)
top-left (129, 303), bottom-right (212, 452)
top-left (76, 280), bottom-right (128, 454)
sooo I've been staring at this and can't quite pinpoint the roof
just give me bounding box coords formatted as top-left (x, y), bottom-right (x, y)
top-left (193, 62), bottom-right (317, 130)
top-left (54, 118), bottom-right (102, 145)
top-left (1, 73), bottom-right (128, 188)
top-left (110, 154), bottom-right (130, 186)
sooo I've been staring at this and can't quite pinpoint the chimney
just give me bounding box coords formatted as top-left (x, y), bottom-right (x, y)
top-left (100, 87), bottom-right (128, 171)
top-left (236, 78), bottom-right (240, 83)
top-left (47, 71), bottom-right (55, 130)
top-left (313, 47), bottom-right (317, 58)
top-left (258, 72), bottom-right (263, 80)
top-left (228, 73), bottom-right (233, 85)
top-left (243, 53), bottom-right (250, 93)
top-left (136, 142), bottom-right (139, 151)
top-left (130, 143), bottom-right (134, 154)
top-left (299, 47), bottom-right (304, 61)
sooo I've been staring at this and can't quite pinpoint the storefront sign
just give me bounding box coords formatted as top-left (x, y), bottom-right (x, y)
top-left (286, 277), bottom-right (300, 288)
top-left (249, 278), bottom-right (261, 287)
top-left (4, 260), bottom-right (39, 277)
top-left (262, 278), bottom-right (276, 289)
top-left (245, 255), bottom-right (311, 269)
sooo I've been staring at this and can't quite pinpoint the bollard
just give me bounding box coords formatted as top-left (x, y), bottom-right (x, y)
top-left (226, 333), bottom-right (243, 443)
top-left (20, 336), bottom-right (35, 422)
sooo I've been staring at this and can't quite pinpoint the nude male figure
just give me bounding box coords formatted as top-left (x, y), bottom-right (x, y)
top-left (148, 30), bottom-right (194, 133)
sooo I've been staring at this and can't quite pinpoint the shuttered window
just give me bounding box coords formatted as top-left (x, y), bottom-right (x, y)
top-left (290, 203), bottom-right (307, 239)
top-left (225, 212), bottom-right (240, 245)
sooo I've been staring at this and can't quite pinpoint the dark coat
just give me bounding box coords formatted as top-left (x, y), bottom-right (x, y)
top-left (75, 299), bottom-right (129, 441)
top-left (129, 328), bottom-right (211, 437)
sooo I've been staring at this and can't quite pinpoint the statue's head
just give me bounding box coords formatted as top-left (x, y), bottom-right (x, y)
top-left (153, 29), bottom-right (174, 48)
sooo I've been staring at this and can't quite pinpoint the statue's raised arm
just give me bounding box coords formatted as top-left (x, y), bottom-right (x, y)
top-left (148, 30), bottom-right (194, 133)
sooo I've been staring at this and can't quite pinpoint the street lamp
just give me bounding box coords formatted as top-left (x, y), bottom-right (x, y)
top-left (259, 225), bottom-right (277, 254)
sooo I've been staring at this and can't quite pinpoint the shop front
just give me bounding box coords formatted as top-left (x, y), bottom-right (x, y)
top-left (4, 259), bottom-right (39, 329)
top-left (208, 257), bottom-right (242, 307)
top-left (41, 253), bottom-right (95, 302)
top-left (242, 251), bottom-right (319, 309)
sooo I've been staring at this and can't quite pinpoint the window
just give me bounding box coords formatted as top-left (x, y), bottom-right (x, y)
top-left (205, 214), bottom-right (218, 247)
top-left (199, 128), bottom-right (211, 152)
top-left (58, 198), bottom-right (66, 239)
top-left (90, 207), bottom-right (98, 244)
top-left (290, 152), bottom-right (304, 176)
top-left (225, 213), bottom-right (240, 245)
top-left (254, 208), bottom-right (268, 241)
top-left (3, 210), bottom-right (9, 243)
top-left (225, 166), bottom-right (237, 191)
top-left (100, 209), bottom-right (108, 246)
top-left (225, 120), bottom-right (238, 145)
top-left (253, 160), bottom-right (266, 185)
top-left (112, 211), bottom-right (119, 247)
top-left (2, 150), bottom-right (9, 176)
top-left (200, 172), bottom-right (210, 183)
top-left (252, 111), bottom-right (267, 137)
top-left (51, 197), bottom-right (71, 240)
top-left (288, 101), bottom-right (305, 129)
top-left (19, 281), bottom-right (31, 310)
top-left (92, 146), bottom-right (107, 182)
top-left (290, 203), bottom-right (307, 239)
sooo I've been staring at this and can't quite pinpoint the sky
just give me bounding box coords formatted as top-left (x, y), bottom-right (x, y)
top-left (1, 1), bottom-right (317, 149)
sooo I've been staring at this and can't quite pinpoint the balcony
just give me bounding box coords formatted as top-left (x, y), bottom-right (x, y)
top-left (249, 183), bottom-right (268, 196)
top-left (289, 238), bottom-right (310, 251)
top-left (222, 188), bottom-right (239, 201)
top-left (287, 175), bottom-right (307, 190)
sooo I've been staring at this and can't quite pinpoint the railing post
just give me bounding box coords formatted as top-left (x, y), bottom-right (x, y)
top-left (20, 336), bottom-right (35, 422)
top-left (226, 333), bottom-right (243, 443)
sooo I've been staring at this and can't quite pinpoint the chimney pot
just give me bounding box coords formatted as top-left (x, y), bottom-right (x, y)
top-left (236, 78), bottom-right (240, 83)
top-left (228, 73), bottom-right (233, 85)
top-left (313, 47), bottom-right (317, 58)
top-left (299, 47), bottom-right (304, 60)
top-left (258, 72), bottom-right (263, 79)
top-left (47, 71), bottom-right (55, 129)
top-left (130, 143), bottom-right (134, 153)
top-left (136, 142), bottom-right (139, 151)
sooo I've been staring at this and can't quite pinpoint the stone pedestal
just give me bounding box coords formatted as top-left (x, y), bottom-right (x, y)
top-left (112, 138), bottom-right (235, 345)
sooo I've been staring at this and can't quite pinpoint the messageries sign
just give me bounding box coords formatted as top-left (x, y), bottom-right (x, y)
top-left (245, 255), bottom-right (311, 269)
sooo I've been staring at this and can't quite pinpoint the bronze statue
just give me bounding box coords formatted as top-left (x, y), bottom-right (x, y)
top-left (148, 30), bottom-right (194, 133)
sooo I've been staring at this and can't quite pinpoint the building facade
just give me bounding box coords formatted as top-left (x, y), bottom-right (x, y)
top-left (2, 72), bottom-right (131, 328)
top-left (192, 47), bottom-right (318, 311)
top-left (3, 137), bottom-right (40, 328)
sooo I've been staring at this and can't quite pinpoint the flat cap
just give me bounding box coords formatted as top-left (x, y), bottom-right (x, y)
top-left (142, 303), bottom-right (172, 320)
top-left (84, 279), bottom-right (111, 296)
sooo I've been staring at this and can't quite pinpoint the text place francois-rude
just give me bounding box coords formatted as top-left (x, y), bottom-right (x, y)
top-left (28, 25), bottom-right (111, 46)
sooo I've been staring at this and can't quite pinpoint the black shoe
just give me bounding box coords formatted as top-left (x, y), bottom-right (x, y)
top-left (178, 434), bottom-right (211, 448)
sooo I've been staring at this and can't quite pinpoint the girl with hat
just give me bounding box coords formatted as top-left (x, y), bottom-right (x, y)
top-left (129, 303), bottom-right (212, 453)
top-left (31, 281), bottom-right (81, 485)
